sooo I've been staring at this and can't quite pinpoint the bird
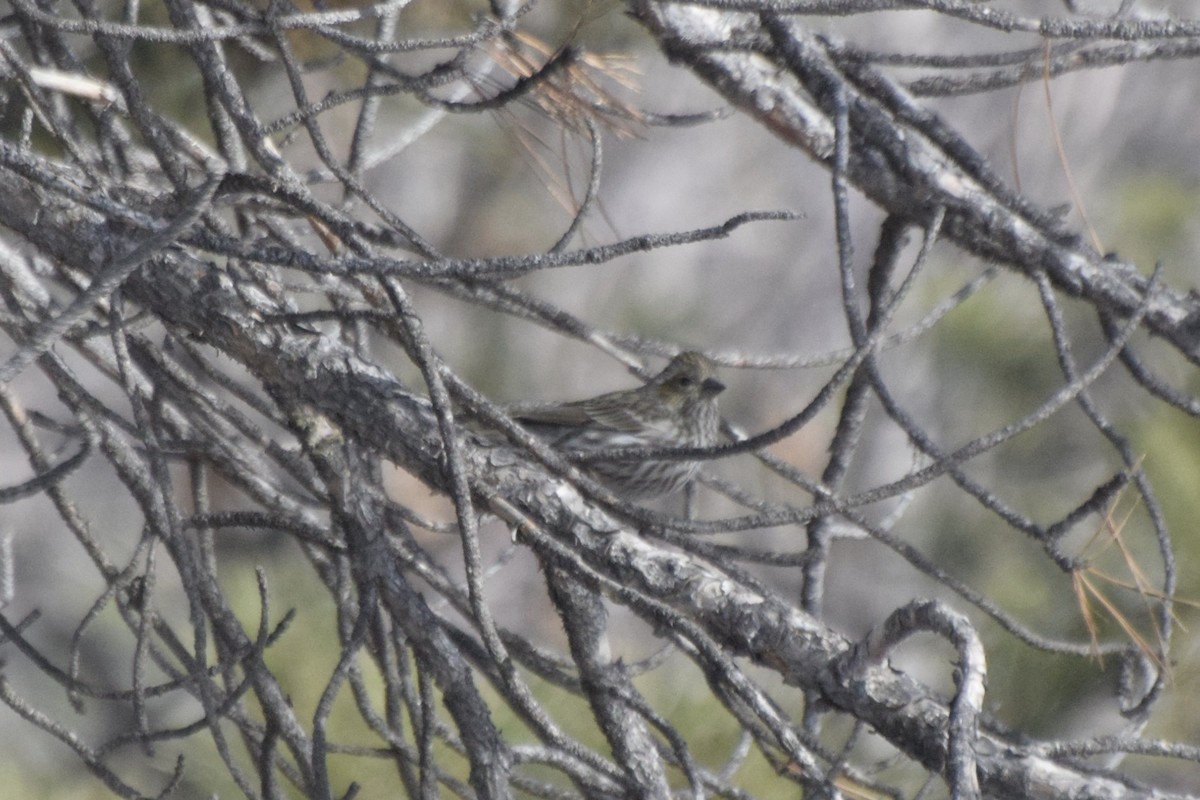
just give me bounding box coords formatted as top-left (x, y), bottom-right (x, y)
top-left (511, 351), bottom-right (725, 499)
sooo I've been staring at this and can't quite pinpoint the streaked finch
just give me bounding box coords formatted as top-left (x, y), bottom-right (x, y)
top-left (512, 352), bottom-right (724, 499)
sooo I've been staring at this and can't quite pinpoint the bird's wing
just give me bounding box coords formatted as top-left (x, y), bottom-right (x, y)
top-left (582, 398), bottom-right (650, 433)
top-left (511, 393), bottom-right (647, 433)
top-left (510, 401), bottom-right (594, 427)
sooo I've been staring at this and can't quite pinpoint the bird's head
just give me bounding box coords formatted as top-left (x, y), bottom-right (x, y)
top-left (651, 351), bottom-right (725, 408)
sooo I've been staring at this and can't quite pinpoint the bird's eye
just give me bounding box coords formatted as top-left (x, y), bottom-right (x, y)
top-left (677, 376), bottom-right (695, 387)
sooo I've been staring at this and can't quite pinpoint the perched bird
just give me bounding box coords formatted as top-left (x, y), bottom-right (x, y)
top-left (512, 352), bottom-right (725, 499)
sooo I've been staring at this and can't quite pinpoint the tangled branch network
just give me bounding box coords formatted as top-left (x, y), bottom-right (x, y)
top-left (1, 1), bottom-right (1200, 798)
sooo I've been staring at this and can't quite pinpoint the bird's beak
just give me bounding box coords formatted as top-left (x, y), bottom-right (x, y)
top-left (702, 377), bottom-right (725, 397)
